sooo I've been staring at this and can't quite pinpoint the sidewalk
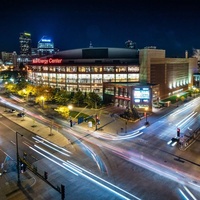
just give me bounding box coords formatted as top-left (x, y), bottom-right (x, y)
top-left (0, 171), bottom-right (36, 200)
top-left (0, 106), bottom-right (70, 148)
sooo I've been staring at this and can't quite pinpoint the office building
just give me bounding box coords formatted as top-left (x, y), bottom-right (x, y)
top-left (19, 32), bottom-right (31, 56)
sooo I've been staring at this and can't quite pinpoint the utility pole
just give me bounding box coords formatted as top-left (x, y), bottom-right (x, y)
top-left (16, 132), bottom-right (23, 186)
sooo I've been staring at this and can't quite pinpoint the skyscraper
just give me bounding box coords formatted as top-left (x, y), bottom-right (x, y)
top-left (19, 32), bottom-right (31, 56)
top-left (37, 36), bottom-right (55, 56)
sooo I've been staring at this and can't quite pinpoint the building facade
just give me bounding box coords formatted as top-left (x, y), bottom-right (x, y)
top-left (139, 47), bottom-right (197, 99)
top-left (19, 32), bottom-right (32, 56)
top-left (28, 47), bottom-right (139, 96)
top-left (27, 46), bottom-right (198, 110)
top-left (37, 36), bottom-right (55, 56)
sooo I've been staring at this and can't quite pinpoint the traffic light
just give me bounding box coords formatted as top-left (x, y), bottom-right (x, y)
top-left (44, 171), bottom-right (48, 180)
top-left (61, 184), bottom-right (65, 200)
top-left (177, 128), bottom-right (180, 137)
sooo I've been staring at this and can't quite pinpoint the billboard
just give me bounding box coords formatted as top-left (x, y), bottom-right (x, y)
top-left (133, 87), bottom-right (150, 103)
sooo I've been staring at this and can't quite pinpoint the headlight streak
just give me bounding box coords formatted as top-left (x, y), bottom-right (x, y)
top-left (80, 142), bottom-right (102, 172)
top-left (188, 181), bottom-right (200, 189)
top-left (31, 145), bottom-right (139, 199)
top-left (179, 188), bottom-right (190, 200)
top-left (169, 103), bottom-right (194, 117)
top-left (62, 164), bottom-right (131, 200)
top-left (65, 161), bottom-right (141, 200)
top-left (169, 97), bottom-right (199, 118)
top-left (32, 137), bottom-right (71, 157)
top-left (63, 121), bottom-right (200, 195)
top-left (29, 146), bottom-right (78, 176)
top-left (97, 142), bottom-right (200, 194)
top-left (171, 141), bottom-right (177, 147)
top-left (92, 129), bottom-right (144, 141)
top-left (34, 135), bottom-right (72, 154)
top-left (183, 186), bottom-right (197, 200)
top-left (176, 112), bottom-right (197, 128)
top-left (109, 147), bottom-right (181, 183)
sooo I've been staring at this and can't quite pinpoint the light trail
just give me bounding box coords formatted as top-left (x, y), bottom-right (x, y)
top-left (32, 136), bottom-right (71, 157)
top-left (92, 126), bottom-right (146, 141)
top-left (30, 145), bottom-right (140, 200)
top-left (183, 186), bottom-right (197, 200)
top-left (34, 136), bottom-right (71, 153)
top-left (176, 112), bottom-right (197, 128)
top-left (179, 189), bottom-right (190, 200)
top-left (29, 146), bottom-right (78, 176)
top-left (66, 161), bottom-right (141, 200)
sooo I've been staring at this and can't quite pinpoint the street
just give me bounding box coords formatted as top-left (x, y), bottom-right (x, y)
top-left (0, 96), bottom-right (200, 199)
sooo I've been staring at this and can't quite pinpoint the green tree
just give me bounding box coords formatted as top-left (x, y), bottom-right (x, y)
top-left (72, 91), bottom-right (85, 106)
top-left (54, 90), bottom-right (71, 105)
top-left (85, 92), bottom-right (102, 108)
top-left (16, 80), bottom-right (29, 91)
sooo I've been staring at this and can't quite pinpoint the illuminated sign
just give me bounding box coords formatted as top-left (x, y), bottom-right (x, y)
top-left (41, 39), bottom-right (51, 42)
top-left (24, 32), bottom-right (31, 36)
top-left (134, 88), bottom-right (150, 99)
top-left (134, 99), bottom-right (140, 103)
top-left (32, 58), bottom-right (62, 64)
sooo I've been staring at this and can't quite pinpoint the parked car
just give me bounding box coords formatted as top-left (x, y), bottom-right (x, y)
top-left (8, 109), bottom-right (16, 113)
top-left (17, 112), bottom-right (25, 117)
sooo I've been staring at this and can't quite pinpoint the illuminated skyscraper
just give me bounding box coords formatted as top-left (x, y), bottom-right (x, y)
top-left (37, 36), bottom-right (55, 56)
top-left (19, 32), bottom-right (31, 56)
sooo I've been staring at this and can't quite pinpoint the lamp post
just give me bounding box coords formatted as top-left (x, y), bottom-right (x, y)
top-left (16, 131), bottom-right (23, 186)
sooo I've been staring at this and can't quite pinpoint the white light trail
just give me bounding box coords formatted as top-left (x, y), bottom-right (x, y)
top-left (179, 189), bottom-right (190, 200)
top-left (183, 186), bottom-right (197, 200)
top-left (64, 161), bottom-right (140, 200)
top-left (30, 145), bottom-right (140, 199)
top-left (29, 146), bottom-right (78, 176)
top-left (32, 136), bottom-right (71, 157)
top-left (175, 112), bottom-right (197, 127)
top-left (34, 135), bottom-right (72, 154)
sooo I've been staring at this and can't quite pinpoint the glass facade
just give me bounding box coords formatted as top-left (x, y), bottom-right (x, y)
top-left (28, 64), bottom-right (140, 96)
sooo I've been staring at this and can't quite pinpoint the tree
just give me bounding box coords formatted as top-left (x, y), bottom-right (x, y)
top-left (72, 91), bottom-right (85, 106)
top-left (85, 92), bottom-right (102, 108)
top-left (54, 90), bottom-right (71, 105)
top-left (4, 82), bottom-right (17, 93)
top-left (54, 106), bottom-right (70, 118)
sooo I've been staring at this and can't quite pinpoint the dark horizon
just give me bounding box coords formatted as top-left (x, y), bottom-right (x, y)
top-left (1, 0), bottom-right (200, 58)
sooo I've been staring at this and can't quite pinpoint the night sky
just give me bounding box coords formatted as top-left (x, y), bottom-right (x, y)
top-left (1, 0), bottom-right (200, 57)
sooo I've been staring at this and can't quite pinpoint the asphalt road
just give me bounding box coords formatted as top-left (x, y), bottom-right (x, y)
top-left (0, 95), bottom-right (200, 199)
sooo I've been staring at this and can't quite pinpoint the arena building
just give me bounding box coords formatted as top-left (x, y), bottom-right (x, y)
top-left (27, 46), bottom-right (198, 111)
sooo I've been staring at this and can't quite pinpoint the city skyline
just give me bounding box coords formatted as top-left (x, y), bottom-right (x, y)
top-left (1, 0), bottom-right (200, 57)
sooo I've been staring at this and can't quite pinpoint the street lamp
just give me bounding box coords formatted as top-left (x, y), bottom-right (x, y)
top-left (16, 131), bottom-right (23, 186)
top-left (68, 105), bottom-right (73, 110)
